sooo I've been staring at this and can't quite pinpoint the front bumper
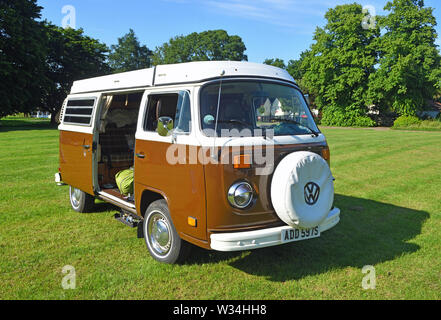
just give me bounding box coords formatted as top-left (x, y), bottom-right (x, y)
top-left (55, 173), bottom-right (62, 183)
top-left (210, 208), bottom-right (341, 252)
top-left (55, 173), bottom-right (66, 186)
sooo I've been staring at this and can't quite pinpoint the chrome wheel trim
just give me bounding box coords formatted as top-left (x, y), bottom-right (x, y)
top-left (147, 211), bottom-right (172, 257)
top-left (70, 187), bottom-right (82, 208)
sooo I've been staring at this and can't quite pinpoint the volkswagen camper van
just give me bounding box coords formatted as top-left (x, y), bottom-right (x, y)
top-left (56, 61), bottom-right (340, 264)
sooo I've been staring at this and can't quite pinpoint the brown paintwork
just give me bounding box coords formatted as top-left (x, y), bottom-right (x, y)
top-left (134, 139), bottom-right (207, 242)
top-left (133, 138), bottom-right (328, 249)
top-left (60, 130), bottom-right (94, 195)
top-left (204, 142), bottom-right (329, 239)
top-left (61, 125), bottom-right (329, 251)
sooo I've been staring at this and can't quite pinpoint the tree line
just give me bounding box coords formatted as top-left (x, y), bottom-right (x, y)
top-left (1, 0), bottom-right (439, 126)
top-left (0, 0), bottom-right (248, 122)
top-left (264, 0), bottom-right (441, 126)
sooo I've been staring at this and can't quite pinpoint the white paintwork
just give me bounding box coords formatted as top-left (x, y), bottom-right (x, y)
top-left (58, 123), bottom-right (95, 134)
top-left (195, 134), bottom-right (326, 148)
top-left (58, 93), bottom-right (102, 134)
top-left (210, 208), bottom-right (340, 252)
top-left (154, 61), bottom-right (295, 86)
top-left (71, 68), bottom-right (155, 94)
top-left (69, 61), bottom-right (295, 95)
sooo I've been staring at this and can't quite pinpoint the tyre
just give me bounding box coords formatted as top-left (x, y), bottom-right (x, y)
top-left (69, 186), bottom-right (95, 213)
top-left (271, 151), bottom-right (334, 229)
top-left (143, 199), bottom-right (191, 264)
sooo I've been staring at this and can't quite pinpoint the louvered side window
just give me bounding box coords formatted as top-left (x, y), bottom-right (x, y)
top-left (63, 98), bottom-right (96, 126)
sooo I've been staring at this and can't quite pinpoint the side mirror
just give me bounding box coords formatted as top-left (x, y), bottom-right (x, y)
top-left (157, 116), bottom-right (174, 137)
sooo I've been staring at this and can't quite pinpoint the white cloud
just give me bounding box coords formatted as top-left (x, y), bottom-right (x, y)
top-left (202, 0), bottom-right (328, 31)
top-left (161, 0), bottom-right (387, 32)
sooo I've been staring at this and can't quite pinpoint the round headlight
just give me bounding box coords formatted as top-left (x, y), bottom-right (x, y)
top-left (228, 182), bottom-right (254, 209)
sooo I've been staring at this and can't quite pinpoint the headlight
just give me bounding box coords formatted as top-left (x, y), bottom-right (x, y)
top-left (228, 182), bottom-right (254, 209)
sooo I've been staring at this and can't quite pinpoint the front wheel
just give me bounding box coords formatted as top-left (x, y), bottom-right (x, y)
top-left (69, 186), bottom-right (95, 213)
top-left (143, 200), bottom-right (190, 264)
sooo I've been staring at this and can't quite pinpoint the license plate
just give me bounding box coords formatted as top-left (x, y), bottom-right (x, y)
top-left (281, 226), bottom-right (320, 243)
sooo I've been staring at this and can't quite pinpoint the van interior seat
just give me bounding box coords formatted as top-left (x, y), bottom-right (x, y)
top-left (100, 124), bottom-right (136, 166)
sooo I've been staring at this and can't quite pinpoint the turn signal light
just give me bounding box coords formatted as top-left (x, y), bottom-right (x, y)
top-left (322, 147), bottom-right (331, 164)
top-left (234, 155), bottom-right (251, 169)
top-left (188, 217), bottom-right (197, 228)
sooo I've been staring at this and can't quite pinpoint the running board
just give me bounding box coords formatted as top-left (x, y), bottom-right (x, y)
top-left (97, 191), bottom-right (137, 215)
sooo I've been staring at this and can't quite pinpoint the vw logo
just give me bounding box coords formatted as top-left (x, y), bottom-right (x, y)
top-left (304, 182), bottom-right (320, 206)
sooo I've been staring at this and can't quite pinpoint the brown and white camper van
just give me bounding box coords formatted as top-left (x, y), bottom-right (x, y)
top-left (56, 61), bottom-right (340, 264)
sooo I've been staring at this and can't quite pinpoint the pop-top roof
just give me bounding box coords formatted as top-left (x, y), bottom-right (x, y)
top-left (70, 61), bottom-right (296, 94)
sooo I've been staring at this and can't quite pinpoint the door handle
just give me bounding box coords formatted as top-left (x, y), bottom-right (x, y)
top-left (136, 153), bottom-right (146, 159)
top-left (82, 145), bottom-right (91, 150)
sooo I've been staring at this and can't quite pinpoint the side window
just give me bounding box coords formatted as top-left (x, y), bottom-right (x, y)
top-left (144, 91), bottom-right (191, 134)
top-left (175, 91), bottom-right (191, 134)
top-left (63, 99), bottom-right (95, 126)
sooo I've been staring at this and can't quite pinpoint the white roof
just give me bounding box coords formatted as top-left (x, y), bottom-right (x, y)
top-left (70, 61), bottom-right (295, 94)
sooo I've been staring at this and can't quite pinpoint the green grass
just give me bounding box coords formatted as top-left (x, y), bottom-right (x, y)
top-left (1, 119), bottom-right (440, 300)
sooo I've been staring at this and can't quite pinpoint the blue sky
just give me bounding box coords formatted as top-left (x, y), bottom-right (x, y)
top-left (37, 0), bottom-right (441, 63)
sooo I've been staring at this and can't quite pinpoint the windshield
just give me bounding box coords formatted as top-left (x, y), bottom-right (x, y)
top-left (200, 81), bottom-right (319, 137)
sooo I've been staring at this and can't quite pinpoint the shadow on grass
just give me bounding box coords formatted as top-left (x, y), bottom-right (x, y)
top-left (0, 119), bottom-right (57, 132)
top-left (92, 202), bottom-right (120, 213)
top-left (185, 194), bottom-right (429, 281)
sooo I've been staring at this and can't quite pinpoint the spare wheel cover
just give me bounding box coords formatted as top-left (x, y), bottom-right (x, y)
top-left (271, 151), bottom-right (334, 229)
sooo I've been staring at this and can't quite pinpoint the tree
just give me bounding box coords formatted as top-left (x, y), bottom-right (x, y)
top-left (263, 54), bottom-right (316, 108)
top-left (108, 29), bottom-right (152, 73)
top-left (301, 4), bottom-right (379, 127)
top-left (263, 58), bottom-right (286, 69)
top-left (368, 0), bottom-right (441, 116)
top-left (0, 0), bottom-right (46, 118)
top-left (40, 23), bottom-right (109, 123)
top-left (286, 51), bottom-right (310, 81)
top-left (152, 30), bottom-right (247, 65)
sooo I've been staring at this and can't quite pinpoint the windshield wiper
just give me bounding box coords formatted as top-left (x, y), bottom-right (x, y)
top-left (270, 118), bottom-right (320, 137)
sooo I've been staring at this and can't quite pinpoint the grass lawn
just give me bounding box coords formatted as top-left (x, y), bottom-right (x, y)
top-left (0, 119), bottom-right (440, 300)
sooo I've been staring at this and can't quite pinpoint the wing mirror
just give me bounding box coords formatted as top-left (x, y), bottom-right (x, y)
top-left (157, 117), bottom-right (174, 137)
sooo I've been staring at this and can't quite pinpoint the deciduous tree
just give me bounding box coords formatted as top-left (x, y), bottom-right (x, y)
top-left (368, 0), bottom-right (441, 116)
top-left (108, 29), bottom-right (152, 73)
top-left (152, 30), bottom-right (247, 65)
top-left (301, 4), bottom-right (379, 127)
top-left (0, 0), bottom-right (46, 118)
top-left (40, 23), bottom-right (109, 123)
top-left (286, 51), bottom-right (310, 81)
top-left (263, 58), bottom-right (286, 69)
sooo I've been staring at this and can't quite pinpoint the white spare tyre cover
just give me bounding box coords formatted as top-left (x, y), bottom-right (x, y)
top-left (271, 151), bottom-right (334, 229)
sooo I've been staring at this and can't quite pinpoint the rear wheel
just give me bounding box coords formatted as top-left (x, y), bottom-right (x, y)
top-left (143, 199), bottom-right (190, 264)
top-left (69, 186), bottom-right (95, 213)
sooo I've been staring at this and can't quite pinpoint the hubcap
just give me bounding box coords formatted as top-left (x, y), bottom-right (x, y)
top-left (70, 187), bottom-right (81, 208)
top-left (148, 212), bottom-right (171, 256)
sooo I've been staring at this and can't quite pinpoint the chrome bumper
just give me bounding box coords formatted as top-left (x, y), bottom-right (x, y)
top-left (210, 208), bottom-right (341, 252)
